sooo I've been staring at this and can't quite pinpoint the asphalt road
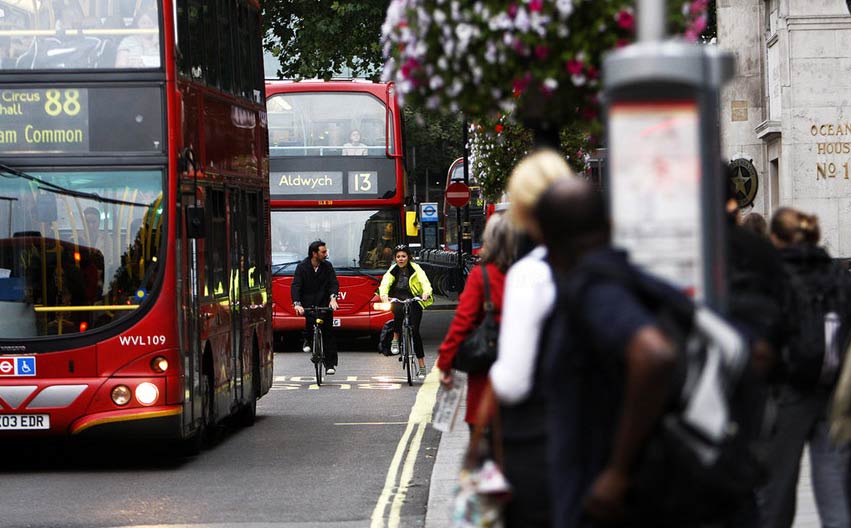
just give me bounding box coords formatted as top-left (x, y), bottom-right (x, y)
top-left (0, 309), bottom-right (455, 528)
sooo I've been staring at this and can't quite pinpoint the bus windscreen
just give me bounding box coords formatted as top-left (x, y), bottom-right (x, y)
top-left (0, 169), bottom-right (163, 337)
top-left (272, 209), bottom-right (400, 275)
top-left (0, 0), bottom-right (162, 70)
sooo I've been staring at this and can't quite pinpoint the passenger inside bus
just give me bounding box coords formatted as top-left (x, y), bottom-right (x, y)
top-left (114, 8), bottom-right (159, 68)
top-left (342, 129), bottom-right (368, 156)
top-left (13, 0), bottom-right (103, 69)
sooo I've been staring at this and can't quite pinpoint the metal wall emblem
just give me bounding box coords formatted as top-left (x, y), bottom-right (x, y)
top-left (730, 158), bottom-right (759, 207)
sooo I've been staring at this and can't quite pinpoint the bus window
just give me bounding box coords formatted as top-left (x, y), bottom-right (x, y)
top-left (267, 92), bottom-right (393, 157)
top-left (0, 0), bottom-right (162, 70)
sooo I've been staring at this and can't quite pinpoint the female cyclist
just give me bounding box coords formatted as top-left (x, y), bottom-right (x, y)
top-left (379, 245), bottom-right (433, 380)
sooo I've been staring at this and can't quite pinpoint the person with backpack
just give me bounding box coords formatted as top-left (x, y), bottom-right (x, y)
top-left (757, 207), bottom-right (851, 528)
top-left (533, 178), bottom-right (680, 527)
top-left (378, 244), bottom-right (433, 379)
top-left (535, 178), bottom-right (762, 527)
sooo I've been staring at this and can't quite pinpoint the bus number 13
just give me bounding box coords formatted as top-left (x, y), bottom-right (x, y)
top-left (349, 172), bottom-right (375, 194)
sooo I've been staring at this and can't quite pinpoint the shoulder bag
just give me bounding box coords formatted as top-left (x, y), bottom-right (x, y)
top-left (453, 264), bottom-right (499, 374)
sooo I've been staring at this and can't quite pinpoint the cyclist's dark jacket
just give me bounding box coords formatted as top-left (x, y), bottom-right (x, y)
top-left (291, 258), bottom-right (339, 308)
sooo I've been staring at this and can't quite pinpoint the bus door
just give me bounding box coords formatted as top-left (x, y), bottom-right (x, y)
top-left (228, 189), bottom-right (244, 403)
top-left (180, 187), bottom-right (206, 430)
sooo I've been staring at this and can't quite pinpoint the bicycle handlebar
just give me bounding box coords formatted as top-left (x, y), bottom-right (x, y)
top-left (301, 306), bottom-right (334, 317)
top-left (387, 297), bottom-right (423, 303)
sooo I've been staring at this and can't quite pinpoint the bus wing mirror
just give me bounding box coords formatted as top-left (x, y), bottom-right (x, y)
top-left (185, 206), bottom-right (206, 239)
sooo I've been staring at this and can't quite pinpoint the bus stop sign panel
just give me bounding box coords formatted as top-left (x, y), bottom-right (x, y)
top-left (445, 182), bottom-right (470, 208)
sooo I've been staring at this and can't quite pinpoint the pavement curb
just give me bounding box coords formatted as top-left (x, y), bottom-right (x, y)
top-left (425, 394), bottom-right (468, 528)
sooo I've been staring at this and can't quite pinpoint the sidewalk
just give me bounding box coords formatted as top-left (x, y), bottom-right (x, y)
top-left (424, 396), bottom-right (821, 528)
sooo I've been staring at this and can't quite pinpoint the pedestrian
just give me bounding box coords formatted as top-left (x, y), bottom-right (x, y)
top-left (437, 212), bottom-right (517, 428)
top-left (379, 244), bottom-right (433, 380)
top-left (740, 211), bottom-right (769, 238)
top-left (488, 148), bottom-right (575, 528)
top-left (291, 240), bottom-right (340, 376)
top-left (756, 207), bottom-right (851, 528)
top-left (535, 178), bottom-right (680, 528)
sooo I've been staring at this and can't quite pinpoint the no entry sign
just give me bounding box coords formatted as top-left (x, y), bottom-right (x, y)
top-left (445, 182), bottom-right (471, 207)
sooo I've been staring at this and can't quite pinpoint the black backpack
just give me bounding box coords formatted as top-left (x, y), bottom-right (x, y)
top-left (378, 320), bottom-right (395, 356)
top-left (564, 262), bottom-right (769, 524)
top-left (781, 248), bottom-right (851, 389)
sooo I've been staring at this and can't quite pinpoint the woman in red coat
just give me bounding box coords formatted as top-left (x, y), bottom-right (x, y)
top-left (437, 213), bottom-right (517, 428)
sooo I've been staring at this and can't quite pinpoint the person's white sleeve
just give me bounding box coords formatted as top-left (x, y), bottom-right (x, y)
top-left (490, 257), bottom-right (555, 404)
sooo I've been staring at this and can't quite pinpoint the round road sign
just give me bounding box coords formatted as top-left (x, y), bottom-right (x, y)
top-left (445, 182), bottom-right (471, 208)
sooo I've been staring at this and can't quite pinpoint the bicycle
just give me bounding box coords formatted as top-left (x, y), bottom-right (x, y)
top-left (303, 306), bottom-right (333, 386)
top-left (380, 297), bottom-right (422, 386)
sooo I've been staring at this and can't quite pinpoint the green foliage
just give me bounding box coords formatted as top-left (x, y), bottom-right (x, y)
top-left (402, 105), bottom-right (464, 201)
top-left (262, 0), bottom-right (389, 80)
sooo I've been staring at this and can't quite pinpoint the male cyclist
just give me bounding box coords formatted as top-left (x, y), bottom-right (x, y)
top-left (292, 240), bottom-right (340, 375)
top-left (379, 245), bottom-right (433, 380)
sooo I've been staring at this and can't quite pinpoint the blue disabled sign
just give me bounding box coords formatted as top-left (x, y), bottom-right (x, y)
top-left (420, 202), bottom-right (439, 223)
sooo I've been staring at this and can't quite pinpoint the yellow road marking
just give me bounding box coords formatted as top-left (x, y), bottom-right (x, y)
top-left (334, 421), bottom-right (408, 426)
top-left (370, 366), bottom-right (440, 528)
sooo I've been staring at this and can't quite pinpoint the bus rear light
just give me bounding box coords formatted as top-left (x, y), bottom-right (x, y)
top-left (135, 382), bottom-right (159, 405)
top-left (73, 251), bottom-right (81, 263)
top-left (151, 356), bottom-right (168, 373)
top-left (79, 322), bottom-right (88, 332)
top-left (111, 385), bottom-right (131, 406)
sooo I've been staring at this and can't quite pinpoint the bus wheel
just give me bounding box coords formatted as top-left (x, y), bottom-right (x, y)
top-left (238, 341), bottom-right (260, 427)
top-left (201, 365), bottom-right (221, 446)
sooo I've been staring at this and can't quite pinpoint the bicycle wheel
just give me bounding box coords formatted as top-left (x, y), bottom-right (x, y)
top-left (403, 327), bottom-right (413, 386)
top-left (314, 327), bottom-right (323, 387)
top-left (407, 331), bottom-right (418, 383)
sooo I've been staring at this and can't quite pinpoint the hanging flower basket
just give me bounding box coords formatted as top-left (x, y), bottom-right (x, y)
top-left (381, 0), bottom-right (710, 131)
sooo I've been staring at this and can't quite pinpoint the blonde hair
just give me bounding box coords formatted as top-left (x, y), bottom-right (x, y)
top-left (507, 149), bottom-right (575, 231)
top-left (478, 213), bottom-right (517, 271)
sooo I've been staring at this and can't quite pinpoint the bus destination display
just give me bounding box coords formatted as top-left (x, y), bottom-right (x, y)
top-left (0, 88), bottom-right (90, 153)
top-left (272, 170), bottom-right (379, 196)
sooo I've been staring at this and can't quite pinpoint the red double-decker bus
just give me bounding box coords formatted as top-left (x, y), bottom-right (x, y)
top-left (0, 0), bottom-right (272, 448)
top-left (265, 80), bottom-right (405, 339)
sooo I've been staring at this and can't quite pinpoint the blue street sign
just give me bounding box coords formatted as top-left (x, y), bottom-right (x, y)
top-left (420, 202), bottom-right (439, 223)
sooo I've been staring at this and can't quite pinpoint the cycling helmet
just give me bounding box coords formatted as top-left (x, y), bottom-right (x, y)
top-left (393, 244), bottom-right (410, 256)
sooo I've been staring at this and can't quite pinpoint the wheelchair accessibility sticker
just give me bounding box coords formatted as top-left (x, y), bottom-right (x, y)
top-left (0, 356), bottom-right (36, 376)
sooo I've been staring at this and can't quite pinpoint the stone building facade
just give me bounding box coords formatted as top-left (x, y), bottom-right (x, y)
top-left (719, 0), bottom-right (851, 255)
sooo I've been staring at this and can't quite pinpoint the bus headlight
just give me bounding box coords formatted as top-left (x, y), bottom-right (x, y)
top-left (151, 356), bottom-right (168, 373)
top-left (373, 302), bottom-right (391, 311)
top-left (111, 385), bottom-right (131, 406)
top-left (135, 382), bottom-right (159, 405)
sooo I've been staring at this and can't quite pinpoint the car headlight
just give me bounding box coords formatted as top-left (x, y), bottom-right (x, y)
top-left (373, 302), bottom-right (391, 311)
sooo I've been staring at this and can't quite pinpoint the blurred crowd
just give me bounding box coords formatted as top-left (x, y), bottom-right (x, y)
top-left (436, 148), bottom-right (851, 528)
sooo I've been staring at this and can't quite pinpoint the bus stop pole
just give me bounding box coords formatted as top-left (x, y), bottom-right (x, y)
top-left (462, 119), bottom-right (472, 255)
top-left (603, 0), bottom-right (734, 312)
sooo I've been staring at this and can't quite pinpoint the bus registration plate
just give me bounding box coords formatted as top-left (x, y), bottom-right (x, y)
top-left (0, 414), bottom-right (49, 430)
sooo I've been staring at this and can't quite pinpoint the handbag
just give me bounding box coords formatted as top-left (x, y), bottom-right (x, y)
top-left (450, 383), bottom-right (510, 528)
top-left (453, 264), bottom-right (499, 374)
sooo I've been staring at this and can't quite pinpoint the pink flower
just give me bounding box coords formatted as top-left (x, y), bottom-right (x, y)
top-left (616, 9), bottom-right (635, 31)
top-left (690, 14), bottom-right (708, 34)
top-left (565, 58), bottom-right (584, 75)
top-left (690, 0), bottom-right (709, 14)
top-left (512, 73), bottom-right (532, 96)
top-left (495, 124), bottom-right (504, 133)
top-left (534, 45), bottom-right (549, 60)
top-left (507, 3), bottom-right (518, 18)
top-left (400, 58), bottom-right (420, 79)
top-left (529, 0), bottom-right (544, 12)
top-left (585, 66), bottom-right (599, 80)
